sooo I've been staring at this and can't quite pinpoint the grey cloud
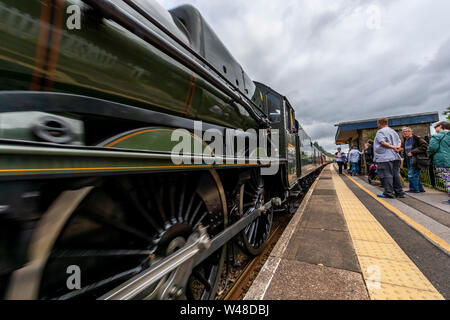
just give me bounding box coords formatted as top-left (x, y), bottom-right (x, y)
top-left (159, 0), bottom-right (450, 152)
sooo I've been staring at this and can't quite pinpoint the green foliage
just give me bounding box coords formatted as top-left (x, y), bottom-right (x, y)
top-left (313, 142), bottom-right (334, 158)
top-left (402, 168), bottom-right (446, 192)
top-left (444, 107), bottom-right (450, 121)
top-left (365, 130), bottom-right (377, 142)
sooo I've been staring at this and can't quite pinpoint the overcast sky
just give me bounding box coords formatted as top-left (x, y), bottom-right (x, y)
top-left (159, 0), bottom-right (450, 152)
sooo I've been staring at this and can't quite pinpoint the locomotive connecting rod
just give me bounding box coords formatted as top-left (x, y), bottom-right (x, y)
top-left (100, 226), bottom-right (211, 300)
top-left (98, 201), bottom-right (272, 300)
top-left (195, 201), bottom-right (273, 266)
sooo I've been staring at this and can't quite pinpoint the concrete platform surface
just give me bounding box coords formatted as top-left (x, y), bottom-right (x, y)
top-left (245, 165), bottom-right (450, 300)
top-left (263, 260), bottom-right (369, 300)
top-left (408, 187), bottom-right (450, 213)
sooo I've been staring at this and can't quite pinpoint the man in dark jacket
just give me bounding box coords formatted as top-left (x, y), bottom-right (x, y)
top-left (401, 127), bottom-right (429, 193)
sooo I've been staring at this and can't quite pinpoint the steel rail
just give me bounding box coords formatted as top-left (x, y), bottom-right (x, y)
top-left (223, 224), bottom-right (283, 300)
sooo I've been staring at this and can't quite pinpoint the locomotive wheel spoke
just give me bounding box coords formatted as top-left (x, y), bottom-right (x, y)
top-left (196, 211), bottom-right (209, 226)
top-left (24, 171), bottom-right (226, 300)
top-left (54, 266), bottom-right (143, 300)
top-left (178, 179), bottom-right (186, 222)
top-left (247, 221), bottom-right (256, 241)
top-left (125, 189), bottom-right (163, 233)
top-left (150, 180), bottom-right (168, 224)
top-left (170, 184), bottom-right (176, 221)
top-left (243, 202), bottom-right (255, 209)
top-left (244, 222), bottom-right (252, 234)
top-left (188, 201), bottom-right (203, 226)
top-left (245, 190), bottom-right (256, 198)
top-left (239, 169), bottom-right (273, 256)
top-left (184, 192), bottom-right (196, 222)
top-left (135, 182), bottom-right (165, 230)
top-left (82, 208), bottom-right (154, 243)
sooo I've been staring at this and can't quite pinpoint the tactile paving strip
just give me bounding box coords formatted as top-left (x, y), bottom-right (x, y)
top-left (368, 283), bottom-right (444, 300)
top-left (352, 240), bottom-right (410, 262)
top-left (347, 228), bottom-right (396, 245)
top-left (357, 256), bottom-right (436, 291)
top-left (331, 166), bottom-right (444, 300)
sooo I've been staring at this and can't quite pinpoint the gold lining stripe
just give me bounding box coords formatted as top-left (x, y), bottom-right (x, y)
top-left (0, 163), bottom-right (258, 173)
top-left (105, 129), bottom-right (173, 148)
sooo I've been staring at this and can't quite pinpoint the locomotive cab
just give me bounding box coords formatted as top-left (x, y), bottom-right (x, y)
top-left (253, 82), bottom-right (304, 198)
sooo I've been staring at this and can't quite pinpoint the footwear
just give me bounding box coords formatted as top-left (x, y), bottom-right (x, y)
top-left (419, 190), bottom-right (426, 193)
top-left (396, 194), bottom-right (406, 198)
top-left (377, 194), bottom-right (395, 199)
top-left (406, 190), bottom-right (419, 194)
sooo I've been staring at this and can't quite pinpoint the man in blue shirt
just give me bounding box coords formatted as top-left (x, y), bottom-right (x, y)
top-left (373, 118), bottom-right (405, 199)
top-left (348, 146), bottom-right (363, 176)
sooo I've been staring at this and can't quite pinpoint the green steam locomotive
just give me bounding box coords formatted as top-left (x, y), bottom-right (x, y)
top-left (0, 0), bottom-right (326, 300)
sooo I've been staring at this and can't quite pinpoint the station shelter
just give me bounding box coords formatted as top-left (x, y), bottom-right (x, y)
top-left (335, 112), bottom-right (440, 173)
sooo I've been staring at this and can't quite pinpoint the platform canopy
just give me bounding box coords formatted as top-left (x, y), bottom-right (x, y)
top-left (335, 112), bottom-right (440, 145)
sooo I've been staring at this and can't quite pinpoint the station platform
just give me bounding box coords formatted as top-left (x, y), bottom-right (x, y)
top-left (245, 165), bottom-right (450, 300)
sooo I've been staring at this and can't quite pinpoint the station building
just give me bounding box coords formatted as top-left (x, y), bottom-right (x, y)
top-left (334, 112), bottom-right (440, 172)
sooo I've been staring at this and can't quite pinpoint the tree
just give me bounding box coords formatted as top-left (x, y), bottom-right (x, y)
top-left (365, 130), bottom-right (377, 141)
top-left (313, 142), bottom-right (334, 158)
top-left (444, 107), bottom-right (450, 121)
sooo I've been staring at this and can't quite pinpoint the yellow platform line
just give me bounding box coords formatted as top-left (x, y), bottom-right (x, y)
top-left (345, 174), bottom-right (450, 253)
top-left (331, 166), bottom-right (444, 300)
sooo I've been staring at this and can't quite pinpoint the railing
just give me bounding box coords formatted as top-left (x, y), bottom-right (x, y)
top-left (420, 167), bottom-right (446, 191)
top-left (400, 166), bottom-right (446, 192)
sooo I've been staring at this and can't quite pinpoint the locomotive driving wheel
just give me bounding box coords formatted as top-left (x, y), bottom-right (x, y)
top-left (239, 169), bottom-right (273, 256)
top-left (7, 171), bottom-right (226, 300)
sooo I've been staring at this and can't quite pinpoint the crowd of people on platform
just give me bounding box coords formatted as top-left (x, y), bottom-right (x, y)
top-left (335, 119), bottom-right (450, 205)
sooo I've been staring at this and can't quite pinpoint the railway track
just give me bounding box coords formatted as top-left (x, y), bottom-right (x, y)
top-left (217, 210), bottom-right (293, 300)
top-left (222, 220), bottom-right (288, 300)
top-left (218, 172), bottom-right (321, 301)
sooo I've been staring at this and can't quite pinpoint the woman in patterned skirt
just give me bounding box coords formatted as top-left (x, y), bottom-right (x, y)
top-left (428, 121), bottom-right (450, 204)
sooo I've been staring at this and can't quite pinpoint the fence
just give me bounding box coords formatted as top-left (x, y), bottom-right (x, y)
top-left (401, 166), bottom-right (446, 192)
